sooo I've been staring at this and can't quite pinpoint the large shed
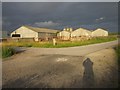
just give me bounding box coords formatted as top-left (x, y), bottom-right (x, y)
top-left (11, 26), bottom-right (59, 41)
top-left (92, 28), bottom-right (108, 37)
top-left (57, 30), bottom-right (71, 40)
top-left (71, 28), bottom-right (92, 37)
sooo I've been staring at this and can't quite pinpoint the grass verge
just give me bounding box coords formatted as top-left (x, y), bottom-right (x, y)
top-left (2, 36), bottom-right (117, 48)
top-left (0, 37), bottom-right (117, 58)
top-left (115, 45), bottom-right (120, 64)
top-left (1, 46), bottom-right (15, 58)
top-left (0, 36), bottom-right (118, 59)
top-left (115, 44), bottom-right (120, 88)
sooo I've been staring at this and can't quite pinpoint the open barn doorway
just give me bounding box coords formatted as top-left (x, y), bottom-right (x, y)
top-left (12, 34), bottom-right (21, 37)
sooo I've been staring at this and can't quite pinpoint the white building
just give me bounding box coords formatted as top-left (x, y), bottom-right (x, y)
top-left (92, 28), bottom-right (108, 37)
top-left (71, 28), bottom-right (92, 37)
top-left (11, 25), bottom-right (59, 41)
top-left (57, 30), bottom-right (71, 40)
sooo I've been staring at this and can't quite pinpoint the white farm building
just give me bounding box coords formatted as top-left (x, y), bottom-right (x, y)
top-left (71, 28), bottom-right (92, 37)
top-left (11, 26), bottom-right (59, 41)
top-left (92, 28), bottom-right (108, 37)
top-left (57, 30), bottom-right (71, 40)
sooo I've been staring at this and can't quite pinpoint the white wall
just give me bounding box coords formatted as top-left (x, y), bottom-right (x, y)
top-left (57, 31), bottom-right (70, 37)
top-left (92, 29), bottom-right (108, 37)
top-left (71, 28), bottom-right (91, 37)
top-left (11, 26), bottom-right (38, 38)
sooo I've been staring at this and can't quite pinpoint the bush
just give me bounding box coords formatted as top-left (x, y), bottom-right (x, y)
top-left (2, 46), bottom-right (15, 58)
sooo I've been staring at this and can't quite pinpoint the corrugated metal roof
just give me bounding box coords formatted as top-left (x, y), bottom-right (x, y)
top-left (73, 28), bottom-right (92, 34)
top-left (94, 28), bottom-right (108, 32)
top-left (76, 28), bottom-right (91, 32)
top-left (23, 25), bottom-right (59, 33)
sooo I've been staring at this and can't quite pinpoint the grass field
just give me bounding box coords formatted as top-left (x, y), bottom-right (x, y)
top-left (2, 36), bottom-right (117, 48)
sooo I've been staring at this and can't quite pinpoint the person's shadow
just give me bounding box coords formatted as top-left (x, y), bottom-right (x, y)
top-left (82, 58), bottom-right (95, 88)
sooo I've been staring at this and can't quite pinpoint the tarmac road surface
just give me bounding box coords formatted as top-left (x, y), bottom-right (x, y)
top-left (2, 40), bottom-right (119, 88)
top-left (14, 40), bottom-right (118, 56)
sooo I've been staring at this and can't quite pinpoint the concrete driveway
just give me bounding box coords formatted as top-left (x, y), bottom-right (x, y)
top-left (2, 40), bottom-right (118, 88)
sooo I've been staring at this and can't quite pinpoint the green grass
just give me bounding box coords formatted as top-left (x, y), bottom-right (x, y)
top-left (115, 45), bottom-right (120, 64)
top-left (2, 36), bottom-right (117, 48)
top-left (1, 46), bottom-right (15, 58)
top-left (115, 44), bottom-right (120, 87)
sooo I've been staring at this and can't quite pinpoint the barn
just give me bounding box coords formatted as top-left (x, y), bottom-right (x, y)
top-left (57, 30), bottom-right (71, 40)
top-left (92, 28), bottom-right (108, 37)
top-left (11, 26), bottom-right (59, 41)
top-left (71, 28), bottom-right (92, 37)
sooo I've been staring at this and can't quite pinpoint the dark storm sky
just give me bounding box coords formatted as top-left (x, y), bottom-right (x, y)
top-left (2, 2), bottom-right (118, 33)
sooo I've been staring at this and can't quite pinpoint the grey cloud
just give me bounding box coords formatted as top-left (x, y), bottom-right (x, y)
top-left (32, 21), bottom-right (60, 27)
top-left (95, 17), bottom-right (105, 23)
top-left (78, 22), bottom-right (118, 32)
top-left (2, 2), bottom-right (118, 32)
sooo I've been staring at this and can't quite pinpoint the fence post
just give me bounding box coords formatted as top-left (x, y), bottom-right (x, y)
top-left (53, 38), bottom-right (56, 46)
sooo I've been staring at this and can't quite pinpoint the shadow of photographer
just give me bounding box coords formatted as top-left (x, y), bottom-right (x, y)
top-left (82, 58), bottom-right (95, 88)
